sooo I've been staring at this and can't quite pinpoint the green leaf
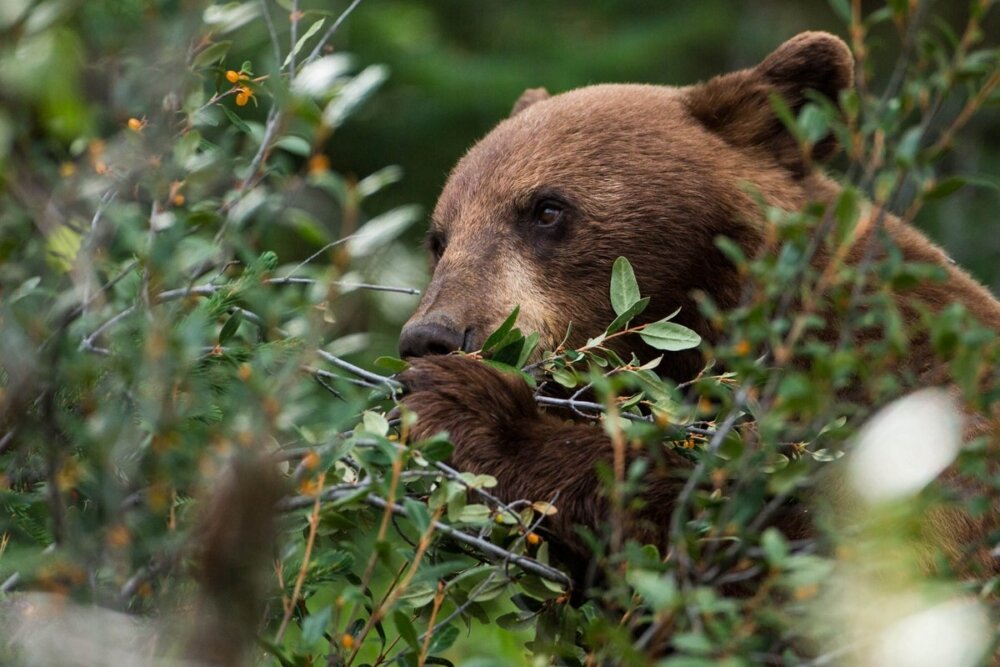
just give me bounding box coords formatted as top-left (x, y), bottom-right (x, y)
top-left (322, 64), bottom-right (388, 128)
top-left (456, 504), bottom-right (491, 525)
top-left (218, 104), bottom-right (253, 135)
top-left (192, 40), bottom-right (232, 69)
top-left (419, 436), bottom-right (453, 463)
top-left (374, 356), bottom-right (410, 373)
top-left (606, 296), bottom-right (650, 333)
top-left (797, 103), bottom-right (830, 145)
top-left (491, 333), bottom-right (524, 366)
top-left (282, 18), bottom-right (325, 70)
top-left (392, 610), bottom-right (420, 652)
top-left (496, 610), bottom-right (538, 631)
top-left (301, 605), bottom-right (332, 644)
top-left (515, 332), bottom-right (540, 369)
top-left (427, 624), bottom-right (460, 655)
top-left (922, 176), bottom-right (966, 201)
top-left (46, 225), bottom-right (82, 273)
top-left (358, 165), bottom-right (404, 198)
top-left (275, 135), bottom-right (311, 157)
top-left (551, 366), bottom-right (578, 388)
top-left (639, 320), bottom-right (701, 351)
top-left (827, 0), bottom-right (851, 22)
top-left (834, 186), bottom-right (860, 243)
top-left (626, 570), bottom-right (678, 612)
top-left (361, 411), bottom-right (390, 437)
top-left (10, 276), bottom-right (41, 303)
top-left (403, 497), bottom-right (431, 534)
top-left (769, 91), bottom-right (801, 142)
top-left (761, 528), bottom-right (788, 567)
top-left (895, 126), bottom-right (923, 166)
top-left (398, 582), bottom-right (436, 607)
top-left (671, 632), bottom-right (714, 656)
top-left (346, 205), bottom-right (421, 257)
top-left (218, 311), bottom-right (242, 344)
top-left (481, 306), bottom-right (519, 353)
top-left (610, 256), bottom-right (641, 316)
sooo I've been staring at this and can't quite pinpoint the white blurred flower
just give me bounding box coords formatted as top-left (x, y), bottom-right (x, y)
top-left (868, 599), bottom-right (991, 667)
top-left (848, 388), bottom-right (962, 503)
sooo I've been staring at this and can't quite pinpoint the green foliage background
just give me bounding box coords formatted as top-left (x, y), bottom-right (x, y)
top-left (0, 1), bottom-right (998, 666)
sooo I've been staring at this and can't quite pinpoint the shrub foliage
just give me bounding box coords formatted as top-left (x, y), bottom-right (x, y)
top-left (0, 1), bottom-right (998, 666)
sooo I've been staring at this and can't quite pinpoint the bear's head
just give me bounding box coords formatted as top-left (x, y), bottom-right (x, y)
top-left (399, 32), bottom-right (853, 381)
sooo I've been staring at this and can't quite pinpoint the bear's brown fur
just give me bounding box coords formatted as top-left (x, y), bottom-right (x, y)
top-left (398, 32), bottom-right (1000, 587)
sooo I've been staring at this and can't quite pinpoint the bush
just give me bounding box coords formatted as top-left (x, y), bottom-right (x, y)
top-left (0, 1), bottom-right (998, 665)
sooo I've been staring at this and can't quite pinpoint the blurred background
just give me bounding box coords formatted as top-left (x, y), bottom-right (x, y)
top-left (329, 0), bottom-right (1000, 288)
top-left (1, 0), bottom-right (997, 361)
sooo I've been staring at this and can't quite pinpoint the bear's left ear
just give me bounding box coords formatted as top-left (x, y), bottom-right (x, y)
top-left (685, 31), bottom-right (854, 172)
top-left (510, 87), bottom-right (550, 116)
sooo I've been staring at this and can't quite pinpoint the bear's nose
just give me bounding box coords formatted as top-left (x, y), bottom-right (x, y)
top-left (398, 321), bottom-right (467, 358)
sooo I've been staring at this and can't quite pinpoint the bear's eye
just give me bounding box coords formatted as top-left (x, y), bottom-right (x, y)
top-left (426, 231), bottom-right (447, 260)
top-left (534, 201), bottom-right (565, 228)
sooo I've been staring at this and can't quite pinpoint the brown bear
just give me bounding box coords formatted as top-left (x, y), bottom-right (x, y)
top-left (397, 32), bottom-right (1000, 586)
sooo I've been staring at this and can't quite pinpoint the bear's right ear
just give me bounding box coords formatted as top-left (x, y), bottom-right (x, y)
top-left (685, 32), bottom-right (854, 172)
top-left (510, 87), bottom-right (550, 116)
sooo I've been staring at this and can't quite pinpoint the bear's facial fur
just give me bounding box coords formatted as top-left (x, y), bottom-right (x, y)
top-left (400, 32), bottom-right (850, 380)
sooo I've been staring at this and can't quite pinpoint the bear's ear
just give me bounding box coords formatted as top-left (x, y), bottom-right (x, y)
top-left (685, 32), bottom-right (853, 172)
top-left (510, 87), bottom-right (550, 116)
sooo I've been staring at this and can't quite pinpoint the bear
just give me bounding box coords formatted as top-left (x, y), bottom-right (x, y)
top-left (396, 32), bottom-right (1000, 589)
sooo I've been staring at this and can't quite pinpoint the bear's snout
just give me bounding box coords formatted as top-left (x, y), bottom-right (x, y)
top-left (398, 319), bottom-right (474, 358)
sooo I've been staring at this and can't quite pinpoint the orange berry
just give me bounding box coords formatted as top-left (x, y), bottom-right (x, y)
top-left (341, 634), bottom-right (354, 649)
top-left (172, 193), bottom-right (185, 206)
top-left (237, 363), bottom-right (252, 381)
top-left (308, 154), bottom-right (330, 174)
top-left (235, 91), bottom-right (249, 107)
top-left (127, 117), bottom-right (143, 132)
top-left (106, 524), bottom-right (130, 549)
top-left (733, 339), bottom-right (751, 356)
top-left (225, 70), bottom-right (240, 84)
top-left (526, 532), bottom-right (541, 545)
top-left (303, 451), bottom-right (320, 470)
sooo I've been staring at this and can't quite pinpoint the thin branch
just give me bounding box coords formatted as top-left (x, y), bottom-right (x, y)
top-left (304, 0), bottom-right (365, 66)
top-left (0, 429), bottom-right (16, 456)
top-left (287, 0), bottom-right (300, 76)
top-left (258, 0), bottom-right (282, 67)
top-left (276, 471), bottom-right (325, 642)
top-left (365, 493), bottom-right (570, 586)
top-left (315, 349), bottom-right (401, 392)
top-left (279, 485), bottom-right (570, 586)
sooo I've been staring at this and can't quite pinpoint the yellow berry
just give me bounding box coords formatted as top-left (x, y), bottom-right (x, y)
top-left (341, 634), bottom-right (354, 649)
top-left (172, 193), bottom-right (185, 206)
top-left (225, 70), bottom-right (240, 84)
top-left (235, 91), bottom-right (249, 107)
top-left (526, 532), bottom-right (541, 545)
top-left (127, 117), bottom-right (143, 132)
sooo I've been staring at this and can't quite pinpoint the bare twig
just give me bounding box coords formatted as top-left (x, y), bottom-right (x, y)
top-left (303, 0), bottom-right (366, 66)
top-left (276, 471), bottom-right (325, 642)
top-left (258, 0), bottom-right (282, 66)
